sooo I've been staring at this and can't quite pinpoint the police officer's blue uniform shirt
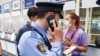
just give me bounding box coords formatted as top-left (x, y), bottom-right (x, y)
top-left (18, 22), bottom-right (63, 56)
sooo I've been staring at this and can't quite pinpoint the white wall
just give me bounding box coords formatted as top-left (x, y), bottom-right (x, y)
top-left (0, 0), bottom-right (12, 5)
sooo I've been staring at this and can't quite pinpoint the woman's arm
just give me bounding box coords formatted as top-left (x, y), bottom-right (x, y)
top-left (76, 46), bottom-right (88, 52)
top-left (76, 31), bottom-right (88, 52)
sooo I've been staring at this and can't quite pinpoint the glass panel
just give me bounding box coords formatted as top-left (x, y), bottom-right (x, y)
top-left (91, 20), bottom-right (100, 34)
top-left (92, 7), bottom-right (100, 18)
top-left (90, 35), bottom-right (100, 44)
top-left (80, 8), bottom-right (86, 30)
top-left (89, 7), bottom-right (100, 45)
top-left (91, 7), bottom-right (100, 34)
top-left (80, 8), bottom-right (86, 20)
top-left (81, 21), bottom-right (85, 30)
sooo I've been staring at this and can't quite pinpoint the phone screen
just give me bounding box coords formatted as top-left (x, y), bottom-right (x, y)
top-left (47, 15), bottom-right (58, 32)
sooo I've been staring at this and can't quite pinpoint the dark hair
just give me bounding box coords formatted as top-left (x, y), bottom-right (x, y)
top-left (68, 13), bottom-right (81, 27)
top-left (27, 7), bottom-right (38, 19)
top-left (37, 11), bottom-right (48, 18)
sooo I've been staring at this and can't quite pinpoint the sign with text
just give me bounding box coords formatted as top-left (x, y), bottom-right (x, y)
top-left (24, 0), bottom-right (35, 8)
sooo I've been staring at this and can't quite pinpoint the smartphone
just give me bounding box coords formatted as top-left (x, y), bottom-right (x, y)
top-left (47, 15), bottom-right (58, 32)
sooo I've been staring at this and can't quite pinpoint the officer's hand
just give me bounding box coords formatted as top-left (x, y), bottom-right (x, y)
top-left (49, 38), bottom-right (54, 43)
top-left (48, 20), bottom-right (63, 41)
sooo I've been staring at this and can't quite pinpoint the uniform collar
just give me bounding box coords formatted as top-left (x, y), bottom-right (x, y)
top-left (31, 22), bottom-right (47, 37)
top-left (26, 22), bottom-right (31, 26)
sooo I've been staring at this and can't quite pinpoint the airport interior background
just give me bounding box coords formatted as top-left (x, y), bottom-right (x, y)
top-left (0, 0), bottom-right (100, 56)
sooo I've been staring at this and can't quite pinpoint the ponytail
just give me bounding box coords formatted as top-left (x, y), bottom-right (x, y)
top-left (76, 16), bottom-right (81, 28)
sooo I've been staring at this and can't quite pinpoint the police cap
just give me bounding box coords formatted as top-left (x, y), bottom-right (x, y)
top-left (36, 2), bottom-right (64, 18)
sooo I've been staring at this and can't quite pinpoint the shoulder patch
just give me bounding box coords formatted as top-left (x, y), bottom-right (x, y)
top-left (37, 43), bottom-right (46, 52)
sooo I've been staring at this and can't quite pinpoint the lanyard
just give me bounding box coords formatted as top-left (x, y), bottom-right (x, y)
top-left (65, 27), bottom-right (78, 41)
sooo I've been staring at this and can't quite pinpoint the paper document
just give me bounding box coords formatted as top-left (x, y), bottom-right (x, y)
top-left (63, 46), bottom-right (77, 55)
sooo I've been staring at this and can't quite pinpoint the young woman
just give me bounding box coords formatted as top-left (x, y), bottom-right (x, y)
top-left (63, 13), bottom-right (88, 56)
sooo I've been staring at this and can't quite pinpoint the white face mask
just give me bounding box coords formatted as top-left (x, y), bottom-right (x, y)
top-left (64, 20), bottom-right (72, 28)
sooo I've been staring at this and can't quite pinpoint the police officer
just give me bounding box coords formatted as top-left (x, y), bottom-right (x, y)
top-left (18, 2), bottom-right (64, 56)
top-left (16, 7), bottom-right (38, 45)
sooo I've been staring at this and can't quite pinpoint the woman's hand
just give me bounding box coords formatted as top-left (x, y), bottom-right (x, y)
top-left (63, 38), bottom-right (74, 47)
